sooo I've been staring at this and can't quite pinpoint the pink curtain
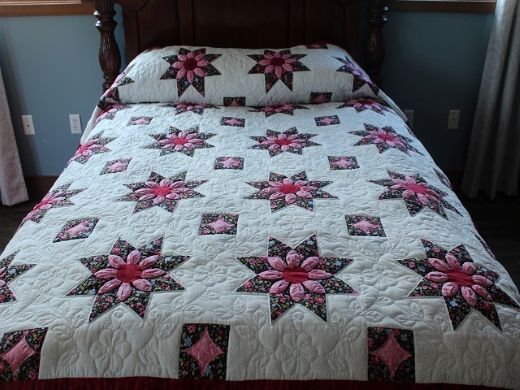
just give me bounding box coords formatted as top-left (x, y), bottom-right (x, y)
top-left (0, 66), bottom-right (28, 205)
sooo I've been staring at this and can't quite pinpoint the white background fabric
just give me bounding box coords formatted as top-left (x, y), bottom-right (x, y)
top-left (462, 0), bottom-right (520, 198)
top-left (0, 66), bottom-right (28, 206)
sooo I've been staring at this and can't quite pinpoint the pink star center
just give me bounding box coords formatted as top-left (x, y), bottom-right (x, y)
top-left (404, 182), bottom-right (429, 195)
top-left (320, 117), bottom-right (335, 125)
top-left (275, 138), bottom-right (293, 147)
top-left (371, 333), bottom-right (411, 379)
top-left (116, 263), bottom-right (142, 283)
top-left (446, 271), bottom-right (474, 287)
top-left (153, 186), bottom-right (173, 197)
top-left (376, 133), bottom-right (398, 143)
top-left (172, 137), bottom-right (189, 145)
top-left (278, 183), bottom-right (301, 194)
top-left (282, 267), bottom-right (309, 284)
top-left (183, 328), bottom-right (224, 375)
top-left (183, 58), bottom-right (198, 71)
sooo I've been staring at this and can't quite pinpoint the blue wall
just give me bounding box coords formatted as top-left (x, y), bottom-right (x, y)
top-left (382, 11), bottom-right (493, 171)
top-left (0, 10), bottom-right (493, 176)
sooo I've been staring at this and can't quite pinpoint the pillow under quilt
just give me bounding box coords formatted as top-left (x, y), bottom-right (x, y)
top-left (99, 44), bottom-right (390, 107)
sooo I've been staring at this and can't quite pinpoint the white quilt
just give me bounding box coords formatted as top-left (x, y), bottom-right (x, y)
top-left (1, 44), bottom-right (519, 388)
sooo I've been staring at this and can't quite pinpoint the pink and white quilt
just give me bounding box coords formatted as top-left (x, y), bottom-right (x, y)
top-left (1, 44), bottom-right (519, 389)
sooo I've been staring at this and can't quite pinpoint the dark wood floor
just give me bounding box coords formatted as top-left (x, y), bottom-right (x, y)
top-left (1, 196), bottom-right (519, 287)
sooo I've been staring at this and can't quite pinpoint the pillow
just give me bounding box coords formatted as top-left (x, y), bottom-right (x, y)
top-left (99, 44), bottom-right (385, 107)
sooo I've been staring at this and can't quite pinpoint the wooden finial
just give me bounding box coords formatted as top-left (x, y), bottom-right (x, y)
top-left (366, 0), bottom-right (388, 85)
top-left (95, 0), bottom-right (121, 91)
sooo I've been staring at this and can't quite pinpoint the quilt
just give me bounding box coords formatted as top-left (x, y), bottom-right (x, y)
top-left (1, 44), bottom-right (519, 389)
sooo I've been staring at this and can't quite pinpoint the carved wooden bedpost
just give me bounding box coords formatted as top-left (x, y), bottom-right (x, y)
top-left (95, 0), bottom-right (121, 91)
top-left (366, 0), bottom-right (388, 85)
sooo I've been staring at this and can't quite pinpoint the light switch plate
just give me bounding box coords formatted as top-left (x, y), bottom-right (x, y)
top-left (21, 115), bottom-right (35, 135)
top-left (69, 114), bottom-right (82, 134)
top-left (448, 110), bottom-right (460, 130)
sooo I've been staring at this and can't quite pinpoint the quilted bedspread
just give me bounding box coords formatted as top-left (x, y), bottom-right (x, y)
top-left (1, 45), bottom-right (520, 389)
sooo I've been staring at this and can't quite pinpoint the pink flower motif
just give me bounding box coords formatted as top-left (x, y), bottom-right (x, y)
top-left (159, 131), bottom-right (203, 151)
top-left (264, 178), bottom-right (317, 204)
top-left (133, 179), bottom-right (190, 205)
top-left (171, 51), bottom-right (209, 84)
top-left (74, 139), bottom-right (102, 159)
top-left (205, 218), bottom-right (233, 233)
top-left (258, 250), bottom-right (332, 302)
top-left (95, 249), bottom-right (164, 301)
top-left (391, 176), bottom-right (441, 205)
top-left (352, 220), bottom-right (378, 233)
top-left (332, 158), bottom-right (353, 169)
top-left (261, 133), bottom-right (305, 152)
top-left (107, 161), bottom-right (127, 172)
top-left (23, 191), bottom-right (65, 223)
top-left (221, 158), bottom-right (241, 168)
top-left (367, 128), bottom-right (405, 148)
top-left (64, 220), bottom-right (92, 236)
top-left (425, 254), bottom-right (493, 307)
top-left (264, 104), bottom-right (295, 115)
top-left (350, 98), bottom-right (379, 110)
top-left (258, 52), bottom-right (297, 79)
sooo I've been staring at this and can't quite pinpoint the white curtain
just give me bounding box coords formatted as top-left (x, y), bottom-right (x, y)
top-left (0, 67), bottom-right (28, 205)
top-left (461, 0), bottom-right (520, 198)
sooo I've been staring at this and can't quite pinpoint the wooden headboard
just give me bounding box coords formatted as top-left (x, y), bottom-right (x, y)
top-left (94, 0), bottom-right (388, 91)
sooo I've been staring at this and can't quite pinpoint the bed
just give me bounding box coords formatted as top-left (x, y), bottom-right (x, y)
top-left (1, 0), bottom-right (519, 388)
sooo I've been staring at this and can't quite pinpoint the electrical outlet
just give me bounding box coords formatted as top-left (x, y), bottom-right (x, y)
top-left (403, 109), bottom-right (415, 129)
top-left (448, 110), bottom-right (460, 130)
top-left (21, 115), bottom-right (35, 135)
top-left (69, 114), bottom-right (82, 134)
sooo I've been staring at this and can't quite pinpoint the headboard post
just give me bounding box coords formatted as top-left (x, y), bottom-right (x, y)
top-left (366, 0), bottom-right (388, 85)
top-left (94, 0), bottom-right (121, 91)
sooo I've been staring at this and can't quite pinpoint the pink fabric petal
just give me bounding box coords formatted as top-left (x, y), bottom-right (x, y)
top-left (94, 269), bottom-right (117, 279)
top-left (427, 258), bottom-right (450, 272)
top-left (127, 250), bottom-right (141, 264)
top-left (258, 270), bottom-right (283, 280)
top-left (117, 282), bottom-right (132, 301)
top-left (289, 283), bottom-right (304, 302)
top-left (98, 278), bottom-right (122, 294)
top-left (417, 193), bottom-right (429, 205)
top-left (269, 280), bottom-right (289, 294)
top-left (274, 66), bottom-right (283, 79)
top-left (187, 70), bottom-right (195, 84)
top-left (132, 279), bottom-right (152, 292)
top-left (308, 269), bottom-right (332, 280)
top-left (139, 255), bottom-right (160, 270)
top-left (402, 190), bottom-right (415, 199)
top-left (461, 262), bottom-right (476, 275)
top-left (153, 196), bottom-right (166, 205)
top-left (445, 254), bottom-right (460, 271)
top-left (108, 255), bottom-right (125, 269)
top-left (141, 268), bottom-right (165, 279)
top-left (268, 256), bottom-right (286, 272)
top-left (472, 274), bottom-right (493, 287)
top-left (425, 271), bottom-right (448, 283)
top-left (461, 286), bottom-right (477, 306)
top-left (0, 280), bottom-right (5, 288)
top-left (441, 282), bottom-right (459, 298)
top-left (193, 67), bottom-right (206, 77)
top-left (302, 280), bottom-right (325, 294)
top-left (301, 256), bottom-right (320, 272)
top-left (285, 193), bottom-right (297, 204)
top-left (285, 250), bottom-right (302, 269)
top-left (472, 285), bottom-right (492, 300)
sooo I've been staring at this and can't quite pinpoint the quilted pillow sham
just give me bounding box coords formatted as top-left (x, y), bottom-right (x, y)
top-left (99, 44), bottom-right (389, 107)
